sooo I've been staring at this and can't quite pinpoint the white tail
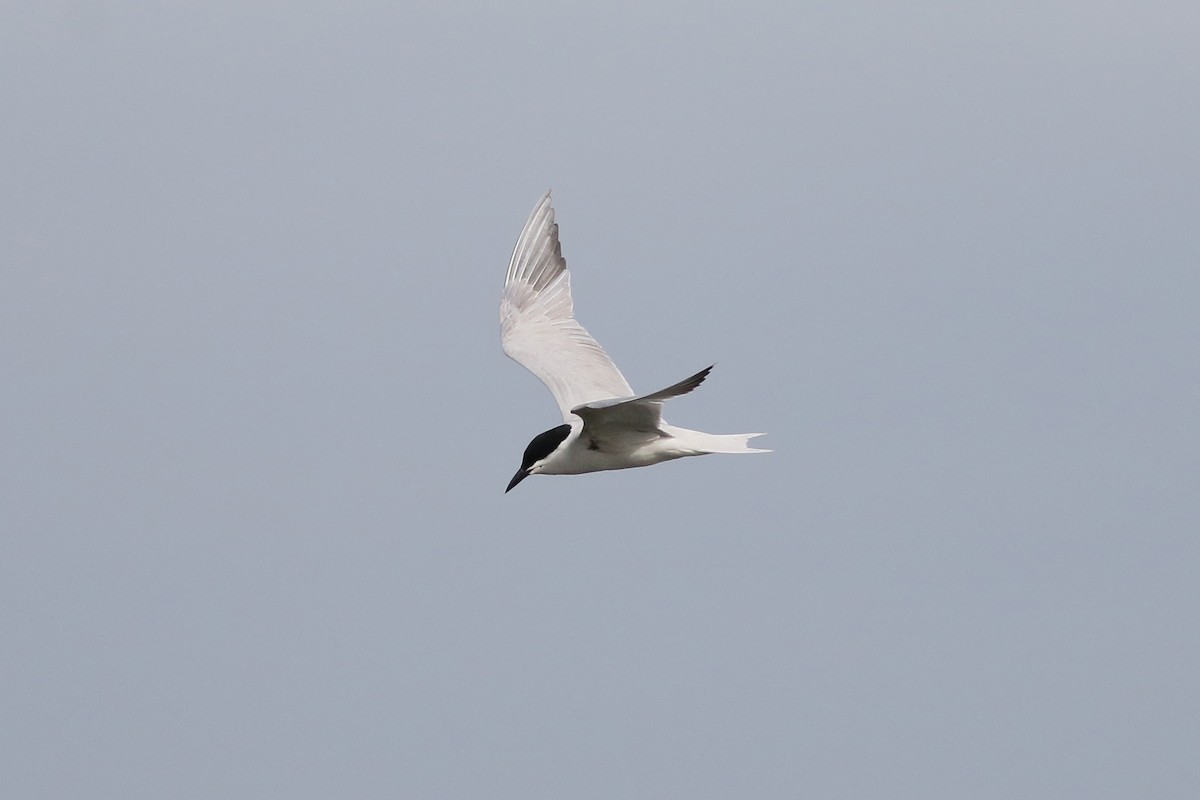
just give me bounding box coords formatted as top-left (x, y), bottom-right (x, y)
top-left (666, 427), bottom-right (770, 455)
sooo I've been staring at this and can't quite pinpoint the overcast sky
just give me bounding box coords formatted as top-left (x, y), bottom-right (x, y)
top-left (2, 2), bottom-right (1198, 798)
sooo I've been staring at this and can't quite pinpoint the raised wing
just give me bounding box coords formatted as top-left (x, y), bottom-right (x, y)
top-left (500, 191), bottom-right (634, 421)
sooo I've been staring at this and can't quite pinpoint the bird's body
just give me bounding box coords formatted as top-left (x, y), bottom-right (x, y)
top-left (535, 421), bottom-right (762, 476)
top-left (501, 192), bottom-right (767, 492)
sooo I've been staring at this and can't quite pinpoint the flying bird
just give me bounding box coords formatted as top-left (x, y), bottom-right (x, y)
top-left (500, 191), bottom-right (768, 492)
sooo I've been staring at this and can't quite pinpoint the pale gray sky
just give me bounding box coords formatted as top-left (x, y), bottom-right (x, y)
top-left (2, 2), bottom-right (1198, 798)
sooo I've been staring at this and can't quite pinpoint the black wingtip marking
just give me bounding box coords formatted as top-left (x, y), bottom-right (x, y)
top-left (641, 365), bottom-right (714, 402)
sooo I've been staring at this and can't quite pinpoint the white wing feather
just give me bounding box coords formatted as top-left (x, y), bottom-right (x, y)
top-left (500, 191), bottom-right (634, 421)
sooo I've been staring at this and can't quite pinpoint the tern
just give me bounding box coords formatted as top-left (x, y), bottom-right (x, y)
top-left (500, 192), bottom-right (768, 492)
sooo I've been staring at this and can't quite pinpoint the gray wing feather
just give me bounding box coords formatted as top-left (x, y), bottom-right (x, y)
top-left (635, 365), bottom-right (712, 403)
top-left (572, 365), bottom-right (714, 435)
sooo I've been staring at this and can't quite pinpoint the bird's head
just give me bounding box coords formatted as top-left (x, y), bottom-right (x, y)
top-left (506, 423), bottom-right (572, 493)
